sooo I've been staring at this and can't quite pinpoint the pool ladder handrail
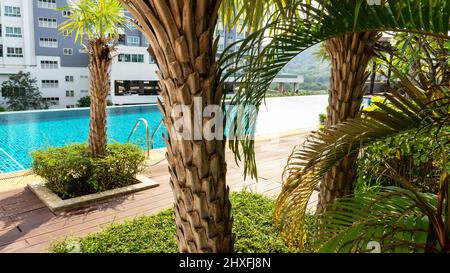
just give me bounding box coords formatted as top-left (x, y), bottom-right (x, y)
top-left (150, 118), bottom-right (164, 150)
top-left (127, 118), bottom-right (164, 158)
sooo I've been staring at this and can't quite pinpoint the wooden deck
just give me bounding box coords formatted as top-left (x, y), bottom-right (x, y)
top-left (0, 132), bottom-right (318, 253)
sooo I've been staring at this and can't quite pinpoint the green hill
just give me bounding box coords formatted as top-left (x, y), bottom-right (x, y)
top-left (281, 44), bottom-right (331, 91)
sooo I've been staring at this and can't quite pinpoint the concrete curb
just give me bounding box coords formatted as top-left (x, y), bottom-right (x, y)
top-left (28, 174), bottom-right (159, 212)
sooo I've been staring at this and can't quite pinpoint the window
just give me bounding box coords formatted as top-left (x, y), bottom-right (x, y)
top-left (62, 30), bottom-right (71, 37)
top-left (43, 97), bottom-right (59, 105)
top-left (63, 48), bottom-right (73, 55)
top-left (38, 0), bottom-right (57, 9)
top-left (65, 90), bottom-right (75, 97)
top-left (80, 90), bottom-right (89, 94)
top-left (6, 47), bottom-right (23, 57)
top-left (0, 45), bottom-right (3, 57)
top-left (66, 105), bottom-right (76, 109)
top-left (42, 80), bottom-right (59, 88)
top-left (38, 18), bottom-right (57, 28)
top-left (62, 10), bottom-right (72, 17)
top-left (126, 22), bottom-right (137, 30)
top-left (143, 38), bottom-right (150, 48)
top-left (39, 38), bottom-right (58, 48)
top-left (127, 36), bottom-right (140, 46)
top-left (65, 76), bottom-right (74, 82)
top-left (5, 27), bottom-right (22, 37)
top-left (218, 44), bottom-right (224, 51)
top-left (118, 54), bottom-right (144, 63)
top-left (4, 6), bottom-right (21, 17)
top-left (132, 54), bottom-right (144, 63)
top-left (41, 60), bottom-right (58, 69)
top-left (80, 75), bottom-right (88, 79)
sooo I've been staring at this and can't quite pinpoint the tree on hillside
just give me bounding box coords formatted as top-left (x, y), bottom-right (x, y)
top-left (1, 71), bottom-right (48, 111)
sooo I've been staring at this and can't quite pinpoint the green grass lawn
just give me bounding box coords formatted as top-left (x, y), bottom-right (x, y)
top-left (51, 191), bottom-right (298, 253)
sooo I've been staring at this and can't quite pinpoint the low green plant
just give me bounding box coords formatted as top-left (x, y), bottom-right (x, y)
top-left (318, 113), bottom-right (327, 125)
top-left (0, 106), bottom-right (6, 112)
top-left (77, 96), bottom-right (113, 107)
top-left (31, 143), bottom-right (145, 199)
top-left (51, 191), bottom-right (314, 253)
top-left (355, 96), bottom-right (445, 194)
top-left (356, 129), bottom-right (444, 194)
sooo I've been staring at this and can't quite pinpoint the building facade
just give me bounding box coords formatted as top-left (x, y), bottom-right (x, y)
top-left (0, 0), bottom-right (247, 109)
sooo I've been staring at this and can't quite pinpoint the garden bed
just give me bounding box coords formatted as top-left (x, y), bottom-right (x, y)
top-left (51, 191), bottom-right (317, 253)
top-left (28, 174), bottom-right (159, 212)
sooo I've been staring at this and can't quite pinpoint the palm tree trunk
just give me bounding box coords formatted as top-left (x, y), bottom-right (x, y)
top-left (88, 40), bottom-right (111, 158)
top-left (316, 32), bottom-right (380, 213)
top-left (121, 0), bottom-right (233, 252)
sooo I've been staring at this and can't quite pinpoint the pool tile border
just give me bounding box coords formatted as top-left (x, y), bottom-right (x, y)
top-left (28, 174), bottom-right (159, 212)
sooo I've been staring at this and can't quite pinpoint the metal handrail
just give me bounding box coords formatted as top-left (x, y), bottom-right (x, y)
top-left (127, 118), bottom-right (150, 158)
top-left (150, 118), bottom-right (164, 150)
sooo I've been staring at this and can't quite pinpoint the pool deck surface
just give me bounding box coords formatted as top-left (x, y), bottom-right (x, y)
top-left (0, 130), bottom-right (319, 253)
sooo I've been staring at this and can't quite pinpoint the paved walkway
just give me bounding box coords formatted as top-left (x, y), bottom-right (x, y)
top-left (0, 132), bottom-right (318, 253)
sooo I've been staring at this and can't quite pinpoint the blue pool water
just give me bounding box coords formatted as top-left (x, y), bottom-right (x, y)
top-left (0, 105), bottom-right (166, 173)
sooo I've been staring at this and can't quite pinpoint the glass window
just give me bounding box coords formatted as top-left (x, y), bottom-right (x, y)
top-left (63, 48), bottom-right (73, 55)
top-left (41, 60), bottom-right (58, 69)
top-left (5, 27), bottom-right (22, 37)
top-left (39, 38), bottom-right (58, 48)
top-left (127, 36), bottom-right (140, 46)
top-left (41, 80), bottom-right (59, 88)
top-left (6, 47), bottom-right (23, 57)
top-left (38, 18), bottom-right (57, 28)
top-left (4, 6), bottom-right (21, 17)
top-left (37, 0), bottom-right (57, 9)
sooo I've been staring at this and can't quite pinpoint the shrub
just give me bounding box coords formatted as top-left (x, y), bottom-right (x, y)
top-left (355, 96), bottom-right (445, 194)
top-left (32, 143), bottom-right (145, 199)
top-left (0, 106), bottom-right (5, 112)
top-left (318, 113), bottom-right (327, 125)
top-left (356, 129), bottom-right (444, 194)
top-left (77, 96), bottom-right (113, 107)
top-left (50, 191), bottom-right (296, 253)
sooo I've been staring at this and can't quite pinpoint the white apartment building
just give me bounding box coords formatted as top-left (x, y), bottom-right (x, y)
top-left (0, 1), bottom-right (278, 110)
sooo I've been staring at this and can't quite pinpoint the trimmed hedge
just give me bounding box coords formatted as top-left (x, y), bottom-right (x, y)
top-left (31, 143), bottom-right (145, 199)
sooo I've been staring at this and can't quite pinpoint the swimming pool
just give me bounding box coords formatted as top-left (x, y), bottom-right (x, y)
top-left (0, 95), bottom-right (334, 173)
top-left (0, 105), bottom-right (166, 173)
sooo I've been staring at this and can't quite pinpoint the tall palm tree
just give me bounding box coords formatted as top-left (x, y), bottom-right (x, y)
top-left (296, 69), bottom-right (450, 252)
top-left (59, 0), bottom-right (125, 158)
top-left (118, 0), bottom-right (299, 253)
top-left (222, 0), bottom-right (450, 249)
top-left (318, 31), bottom-right (381, 213)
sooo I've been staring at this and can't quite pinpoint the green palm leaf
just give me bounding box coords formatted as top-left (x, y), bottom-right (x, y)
top-left (59, 0), bottom-right (126, 44)
top-left (274, 68), bottom-right (450, 250)
top-left (220, 0), bottom-right (450, 179)
top-left (315, 187), bottom-right (439, 253)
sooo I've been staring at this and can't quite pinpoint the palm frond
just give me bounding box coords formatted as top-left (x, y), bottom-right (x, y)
top-left (220, 0), bottom-right (450, 179)
top-left (59, 0), bottom-right (126, 44)
top-left (274, 71), bottom-right (450, 250)
top-left (314, 187), bottom-right (436, 253)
